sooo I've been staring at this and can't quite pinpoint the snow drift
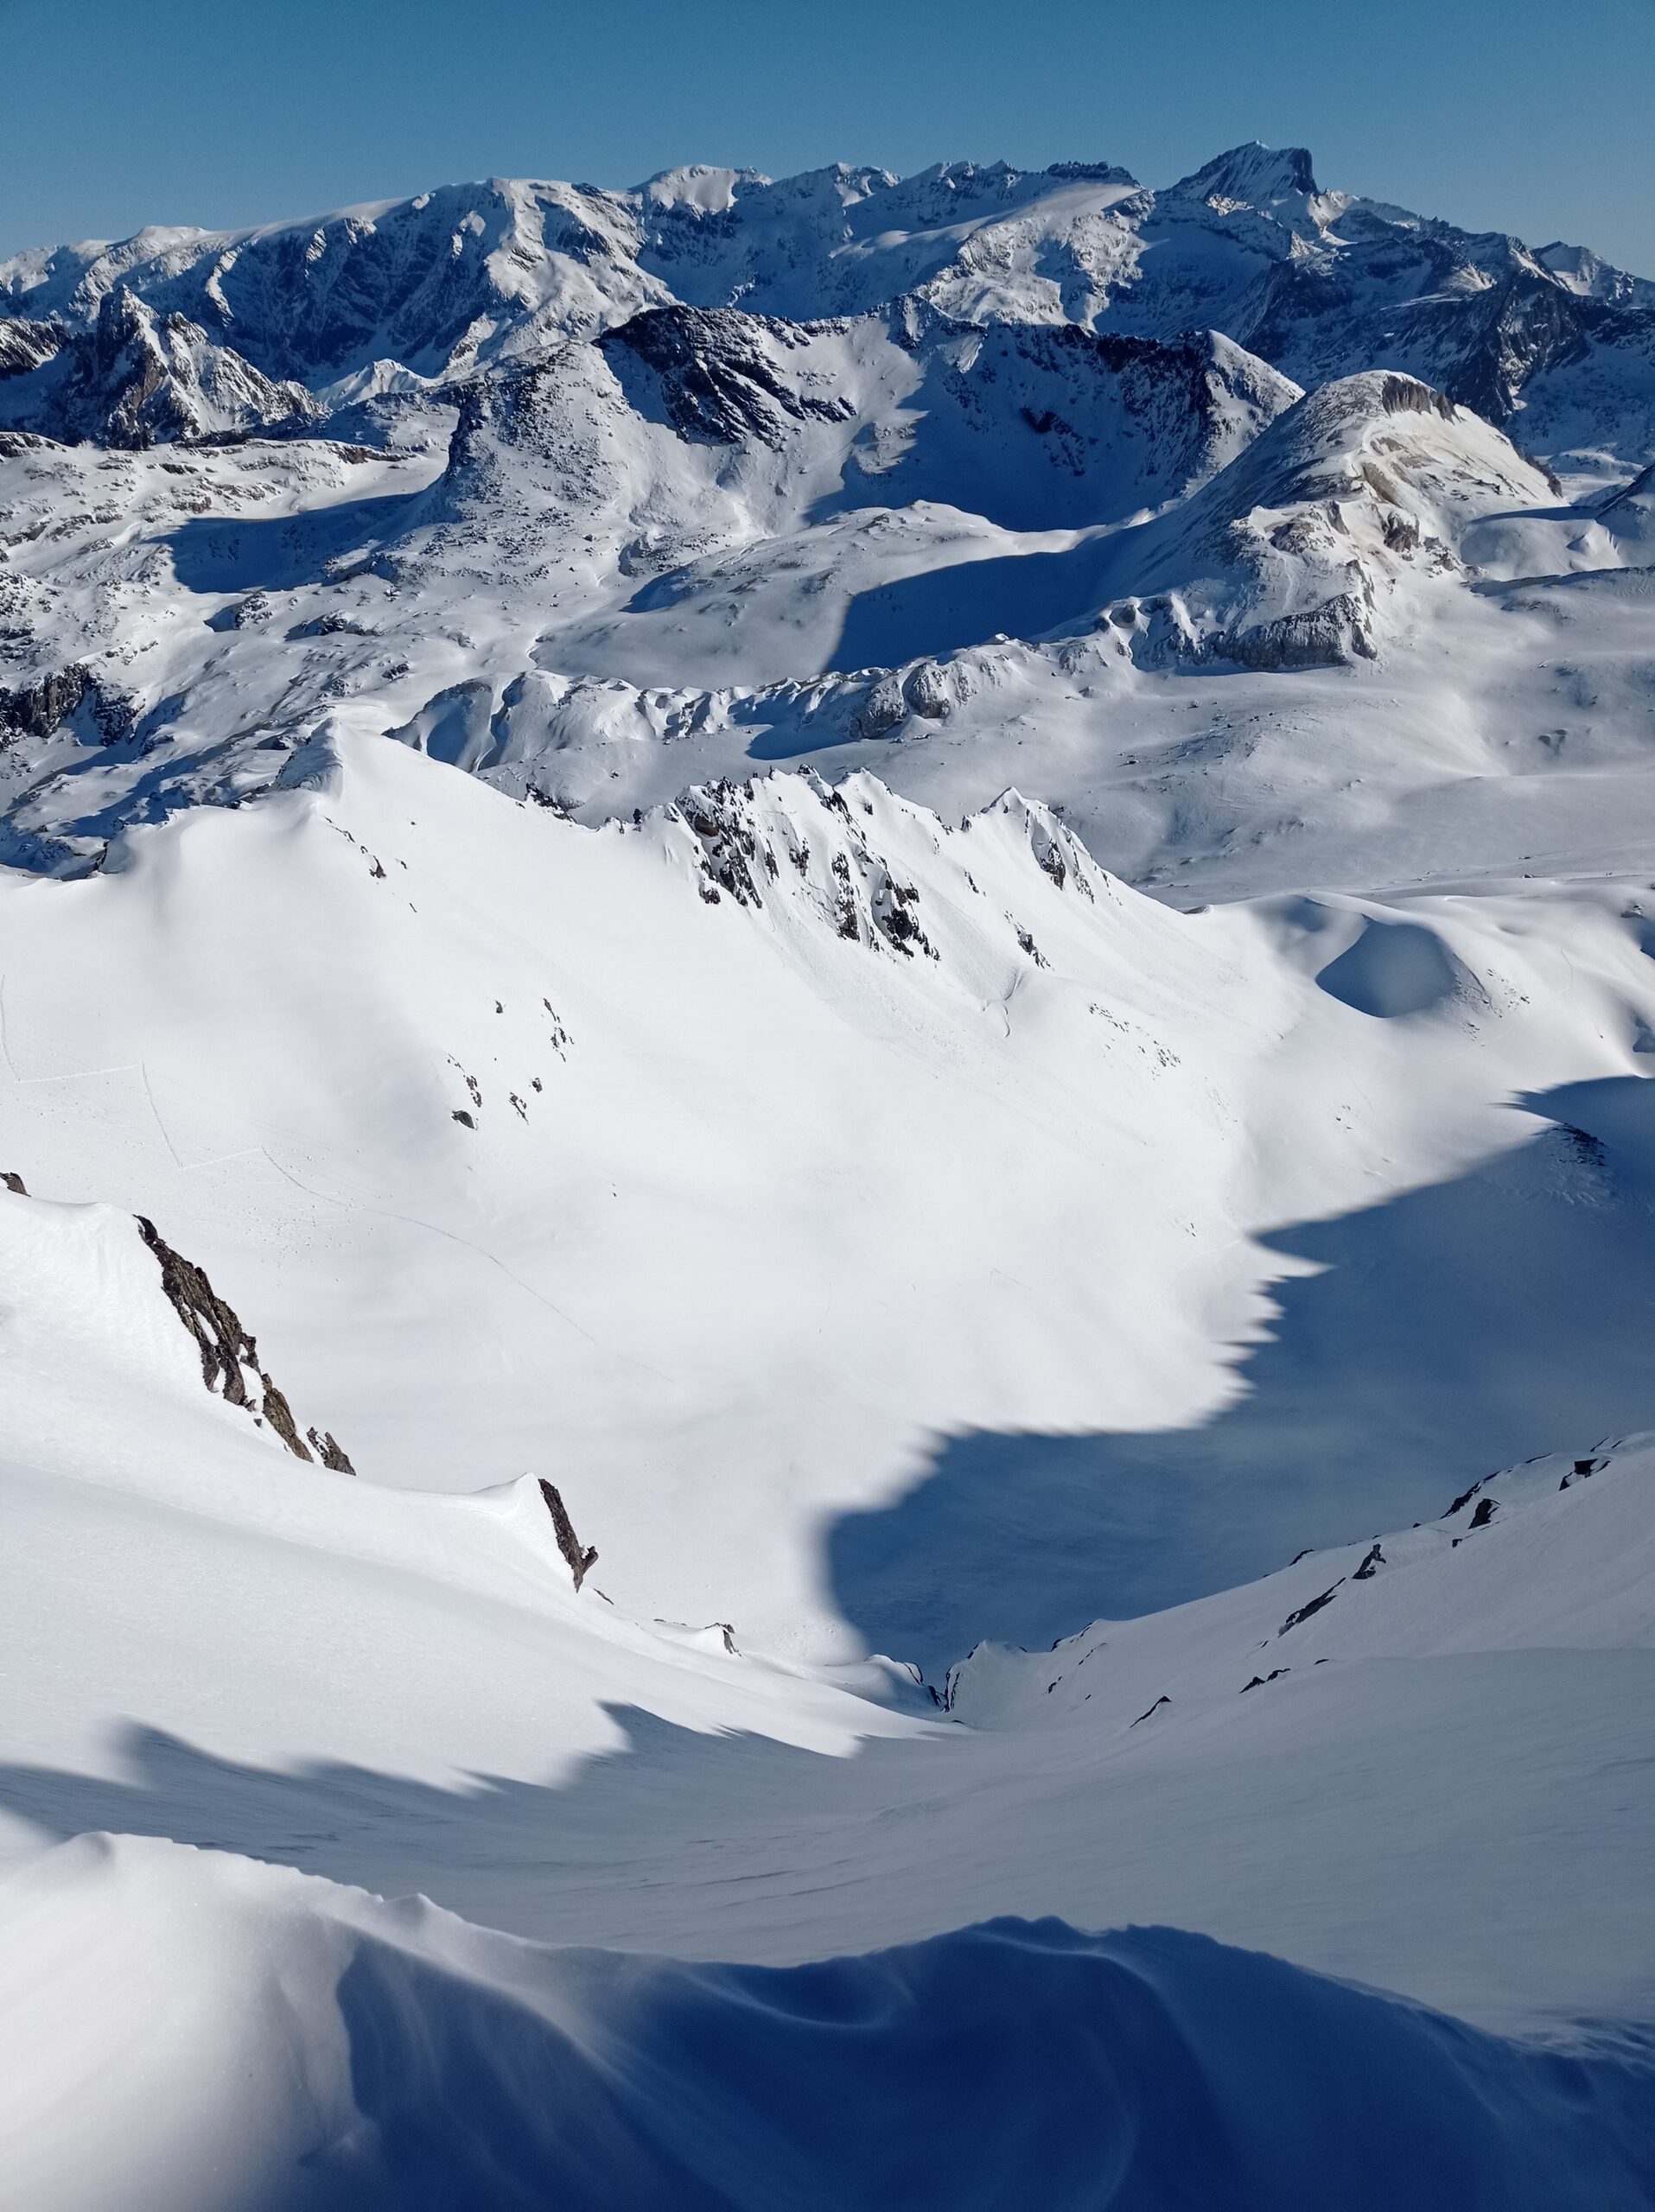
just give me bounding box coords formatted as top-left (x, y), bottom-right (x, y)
top-left (4, 1839), bottom-right (1652, 2212)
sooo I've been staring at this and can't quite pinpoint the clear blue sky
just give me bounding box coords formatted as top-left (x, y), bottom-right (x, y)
top-left (3, 0), bottom-right (1652, 274)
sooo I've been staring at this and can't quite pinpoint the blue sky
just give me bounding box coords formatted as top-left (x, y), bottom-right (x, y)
top-left (3, 0), bottom-right (1652, 272)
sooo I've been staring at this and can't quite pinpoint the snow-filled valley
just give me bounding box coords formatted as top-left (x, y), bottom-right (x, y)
top-left (3, 141), bottom-right (1655, 2206)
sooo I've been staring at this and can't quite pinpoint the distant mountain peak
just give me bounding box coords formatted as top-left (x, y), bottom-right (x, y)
top-left (640, 166), bottom-right (760, 213)
top-left (1170, 142), bottom-right (1321, 210)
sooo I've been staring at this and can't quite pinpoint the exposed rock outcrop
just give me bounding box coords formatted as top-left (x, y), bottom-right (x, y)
top-left (538, 1479), bottom-right (598, 1589)
top-left (602, 305), bottom-right (857, 449)
top-left (0, 664), bottom-right (135, 747)
top-left (307, 1427), bottom-right (357, 1474)
top-left (134, 1213), bottom-right (349, 1467)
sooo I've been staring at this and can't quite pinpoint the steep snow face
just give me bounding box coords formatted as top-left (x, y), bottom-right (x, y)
top-left (1537, 238), bottom-right (1655, 308)
top-left (820, 314), bottom-right (1302, 532)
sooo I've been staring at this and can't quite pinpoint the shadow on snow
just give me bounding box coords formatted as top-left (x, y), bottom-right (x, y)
top-left (162, 486), bottom-right (430, 596)
top-left (828, 1076), bottom-right (1655, 1678)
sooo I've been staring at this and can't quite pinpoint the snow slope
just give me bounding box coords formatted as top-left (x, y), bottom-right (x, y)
top-left (7, 735), bottom-right (1655, 1656)
top-left (3, 1130), bottom-right (1654, 2202)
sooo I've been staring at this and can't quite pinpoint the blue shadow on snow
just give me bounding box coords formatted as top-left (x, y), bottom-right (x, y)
top-left (828, 1077), bottom-right (1655, 1678)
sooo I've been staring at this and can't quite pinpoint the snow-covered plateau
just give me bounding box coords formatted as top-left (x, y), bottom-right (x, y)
top-left (2, 143), bottom-right (1654, 2206)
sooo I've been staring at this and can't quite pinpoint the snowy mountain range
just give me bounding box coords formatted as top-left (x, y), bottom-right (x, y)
top-left (3, 141), bottom-right (1654, 892)
top-left (6, 143), bottom-right (1653, 438)
top-left (3, 144), bottom-right (1655, 2206)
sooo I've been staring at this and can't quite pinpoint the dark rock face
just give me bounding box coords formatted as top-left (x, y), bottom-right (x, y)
top-left (0, 316), bottom-right (64, 381)
top-left (1370, 374), bottom-right (1458, 424)
top-left (308, 1427), bottom-right (356, 1474)
top-left (0, 667), bottom-right (92, 743)
top-left (1278, 1580), bottom-right (1343, 1635)
top-left (674, 777), bottom-right (939, 960)
top-left (136, 1213), bottom-right (271, 1413)
top-left (0, 664), bottom-right (135, 747)
top-left (538, 1478), bottom-right (598, 1589)
top-left (602, 307), bottom-right (857, 448)
top-left (1241, 1667), bottom-right (1291, 1691)
top-left (1219, 590), bottom-right (1378, 672)
top-left (134, 1213), bottom-right (349, 1468)
top-left (681, 781), bottom-right (768, 906)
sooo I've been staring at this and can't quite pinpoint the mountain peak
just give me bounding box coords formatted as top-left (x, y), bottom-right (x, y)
top-left (640, 166), bottom-right (760, 213)
top-left (1171, 142), bottom-right (1321, 210)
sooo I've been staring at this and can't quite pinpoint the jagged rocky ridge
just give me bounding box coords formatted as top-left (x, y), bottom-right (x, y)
top-left (3, 1178), bottom-right (355, 1468)
top-left (0, 288), bottom-right (317, 448)
top-left (133, 1208), bottom-right (352, 1466)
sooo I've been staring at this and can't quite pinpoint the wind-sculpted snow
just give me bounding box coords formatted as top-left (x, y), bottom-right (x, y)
top-left (5, 1844), bottom-right (1652, 2212)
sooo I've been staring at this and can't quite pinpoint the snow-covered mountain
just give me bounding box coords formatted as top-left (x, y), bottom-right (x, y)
top-left (3, 142), bottom-right (1655, 2204)
top-left (2, 140), bottom-right (1652, 900)
top-left (0, 288), bottom-right (318, 448)
top-left (5, 145), bottom-right (1652, 461)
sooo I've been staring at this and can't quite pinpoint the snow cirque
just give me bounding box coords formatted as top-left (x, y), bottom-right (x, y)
top-left (3, 136), bottom-right (1655, 2205)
